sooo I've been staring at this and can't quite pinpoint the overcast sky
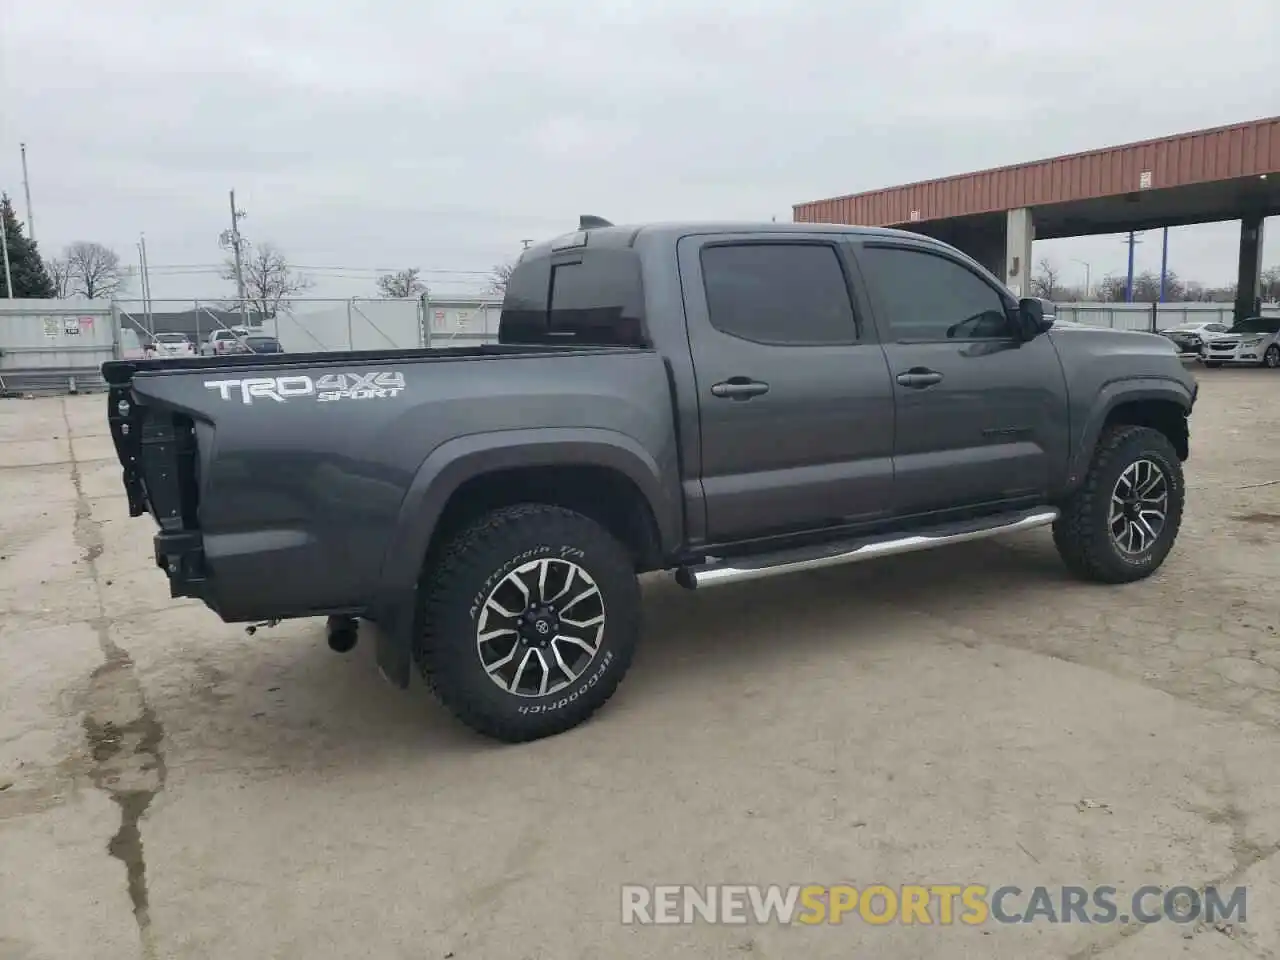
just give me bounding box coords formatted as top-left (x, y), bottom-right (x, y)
top-left (2, 0), bottom-right (1278, 302)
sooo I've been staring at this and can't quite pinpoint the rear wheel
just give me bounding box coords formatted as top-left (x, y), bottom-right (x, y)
top-left (418, 504), bottom-right (641, 742)
top-left (1053, 425), bottom-right (1184, 584)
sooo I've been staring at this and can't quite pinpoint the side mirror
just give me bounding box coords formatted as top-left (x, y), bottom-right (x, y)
top-left (1019, 297), bottom-right (1055, 338)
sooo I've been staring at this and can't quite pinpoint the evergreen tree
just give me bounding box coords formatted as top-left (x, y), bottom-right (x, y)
top-left (0, 193), bottom-right (55, 298)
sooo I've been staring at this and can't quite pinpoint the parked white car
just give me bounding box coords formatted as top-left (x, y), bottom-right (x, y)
top-left (143, 332), bottom-right (195, 359)
top-left (1159, 320), bottom-right (1231, 356)
top-left (200, 327), bottom-right (251, 356)
top-left (1201, 316), bottom-right (1280, 368)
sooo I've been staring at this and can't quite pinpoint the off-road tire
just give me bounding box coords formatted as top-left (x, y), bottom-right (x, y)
top-left (1263, 345), bottom-right (1280, 369)
top-left (418, 504), bottom-right (641, 742)
top-left (1052, 425), bottom-right (1184, 584)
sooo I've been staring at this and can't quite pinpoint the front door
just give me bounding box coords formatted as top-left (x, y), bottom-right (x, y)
top-left (678, 233), bottom-right (897, 544)
top-left (851, 240), bottom-right (1070, 516)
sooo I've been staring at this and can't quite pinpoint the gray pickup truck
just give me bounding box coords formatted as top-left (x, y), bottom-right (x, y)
top-left (104, 219), bottom-right (1197, 742)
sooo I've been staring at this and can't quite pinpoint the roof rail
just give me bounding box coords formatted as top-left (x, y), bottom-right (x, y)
top-left (579, 215), bottom-right (613, 230)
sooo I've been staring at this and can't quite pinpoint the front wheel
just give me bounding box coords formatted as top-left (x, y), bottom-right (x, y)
top-left (1053, 425), bottom-right (1185, 584)
top-left (418, 504), bottom-right (641, 742)
top-left (1263, 345), bottom-right (1280, 369)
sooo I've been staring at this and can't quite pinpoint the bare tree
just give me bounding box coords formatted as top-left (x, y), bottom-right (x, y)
top-left (1095, 275), bottom-right (1127, 303)
top-left (222, 242), bottom-right (312, 319)
top-left (489, 262), bottom-right (515, 296)
top-left (1031, 258), bottom-right (1060, 300)
top-left (47, 257), bottom-right (73, 298)
top-left (64, 241), bottom-right (127, 299)
top-left (1261, 265), bottom-right (1280, 303)
top-left (376, 267), bottom-right (426, 298)
top-left (1130, 270), bottom-right (1186, 302)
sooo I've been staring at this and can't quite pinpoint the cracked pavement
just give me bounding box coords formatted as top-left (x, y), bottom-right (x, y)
top-left (1, 369), bottom-right (1279, 959)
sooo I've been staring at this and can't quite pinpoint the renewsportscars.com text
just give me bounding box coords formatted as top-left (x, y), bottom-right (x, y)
top-left (621, 884), bottom-right (1247, 926)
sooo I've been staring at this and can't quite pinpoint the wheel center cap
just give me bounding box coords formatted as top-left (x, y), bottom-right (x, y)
top-left (520, 605), bottom-right (559, 647)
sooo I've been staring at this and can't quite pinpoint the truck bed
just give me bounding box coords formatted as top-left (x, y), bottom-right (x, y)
top-left (101, 343), bottom-right (589, 385)
top-left (104, 342), bottom-right (679, 624)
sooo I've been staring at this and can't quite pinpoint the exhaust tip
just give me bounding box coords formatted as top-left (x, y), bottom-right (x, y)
top-left (326, 615), bottom-right (359, 653)
top-left (674, 567), bottom-right (698, 590)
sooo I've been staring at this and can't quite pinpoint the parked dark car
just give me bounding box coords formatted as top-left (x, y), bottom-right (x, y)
top-left (243, 334), bottom-right (284, 354)
top-left (104, 218), bottom-right (1197, 743)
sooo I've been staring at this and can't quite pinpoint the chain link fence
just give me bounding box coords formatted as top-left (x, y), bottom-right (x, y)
top-left (113, 296), bottom-right (503, 354)
top-left (1054, 302), bottom-right (1280, 332)
top-left (6, 293), bottom-right (1279, 396)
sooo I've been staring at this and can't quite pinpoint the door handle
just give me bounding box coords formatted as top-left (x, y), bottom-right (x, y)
top-left (896, 369), bottom-right (944, 388)
top-left (711, 377), bottom-right (770, 400)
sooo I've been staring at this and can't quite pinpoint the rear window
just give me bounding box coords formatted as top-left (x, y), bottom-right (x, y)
top-left (156, 333), bottom-right (187, 342)
top-left (499, 249), bottom-right (646, 346)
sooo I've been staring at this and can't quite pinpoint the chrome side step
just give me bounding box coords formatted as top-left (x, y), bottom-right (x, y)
top-left (675, 507), bottom-right (1060, 590)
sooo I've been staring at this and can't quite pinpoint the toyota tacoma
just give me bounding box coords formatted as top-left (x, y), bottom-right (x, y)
top-left (104, 219), bottom-right (1197, 742)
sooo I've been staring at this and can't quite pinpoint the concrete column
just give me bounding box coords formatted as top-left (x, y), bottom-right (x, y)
top-left (1004, 208), bottom-right (1034, 298)
top-left (1234, 213), bottom-right (1265, 323)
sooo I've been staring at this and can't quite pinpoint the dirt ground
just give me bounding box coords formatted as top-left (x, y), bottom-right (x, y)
top-left (1, 369), bottom-right (1279, 960)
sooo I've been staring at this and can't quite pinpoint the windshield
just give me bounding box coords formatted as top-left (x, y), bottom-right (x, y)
top-left (1228, 317), bottom-right (1280, 335)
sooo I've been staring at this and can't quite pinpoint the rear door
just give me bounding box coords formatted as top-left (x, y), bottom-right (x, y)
top-left (850, 239), bottom-right (1069, 515)
top-left (678, 233), bottom-right (896, 543)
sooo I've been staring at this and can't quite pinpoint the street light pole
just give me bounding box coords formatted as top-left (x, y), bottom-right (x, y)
top-left (1071, 259), bottom-right (1091, 300)
top-left (20, 144), bottom-right (36, 245)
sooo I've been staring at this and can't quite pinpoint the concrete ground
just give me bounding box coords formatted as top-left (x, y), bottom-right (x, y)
top-left (1, 370), bottom-right (1278, 960)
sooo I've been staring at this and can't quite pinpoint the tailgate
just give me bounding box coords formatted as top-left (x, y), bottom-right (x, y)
top-left (106, 374), bottom-right (205, 597)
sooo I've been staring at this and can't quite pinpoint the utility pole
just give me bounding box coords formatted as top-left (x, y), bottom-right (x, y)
top-left (0, 206), bottom-right (12, 299)
top-left (520, 239), bottom-right (533, 250)
top-left (20, 144), bottom-right (36, 244)
top-left (225, 189), bottom-right (248, 326)
top-left (137, 233), bottom-right (154, 332)
top-left (1158, 227), bottom-right (1169, 302)
top-left (1123, 231), bottom-right (1143, 302)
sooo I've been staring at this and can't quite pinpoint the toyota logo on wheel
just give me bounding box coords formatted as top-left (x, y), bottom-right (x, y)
top-left (535, 620), bottom-right (551, 635)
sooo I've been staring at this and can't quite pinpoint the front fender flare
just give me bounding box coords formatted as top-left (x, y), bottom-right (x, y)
top-left (1066, 377), bottom-right (1194, 489)
top-left (371, 428), bottom-right (676, 686)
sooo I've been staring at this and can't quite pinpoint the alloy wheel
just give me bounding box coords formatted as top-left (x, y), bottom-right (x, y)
top-left (475, 557), bottom-right (606, 697)
top-left (1109, 459), bottom-right (1169, 556)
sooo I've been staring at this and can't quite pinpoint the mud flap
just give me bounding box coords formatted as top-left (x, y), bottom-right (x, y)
top-left (371, 596), bottom-right (414, 689)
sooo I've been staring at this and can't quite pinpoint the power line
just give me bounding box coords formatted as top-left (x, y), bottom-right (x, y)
top-left (144, 263), bottom-right (495, 276)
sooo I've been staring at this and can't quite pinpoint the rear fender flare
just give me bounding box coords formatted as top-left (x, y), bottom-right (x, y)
top-left (371, 428), bottom-right (675, 686)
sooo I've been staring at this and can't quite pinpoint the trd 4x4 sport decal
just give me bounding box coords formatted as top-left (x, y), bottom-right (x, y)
top-left (204, 371), bottom-right (406, 405)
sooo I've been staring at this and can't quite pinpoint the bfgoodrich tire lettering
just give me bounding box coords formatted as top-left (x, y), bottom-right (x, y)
top-left (419, 504), bottom-right (641, 742)
top-left (1052, 425), bottom-right (1185, 584)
